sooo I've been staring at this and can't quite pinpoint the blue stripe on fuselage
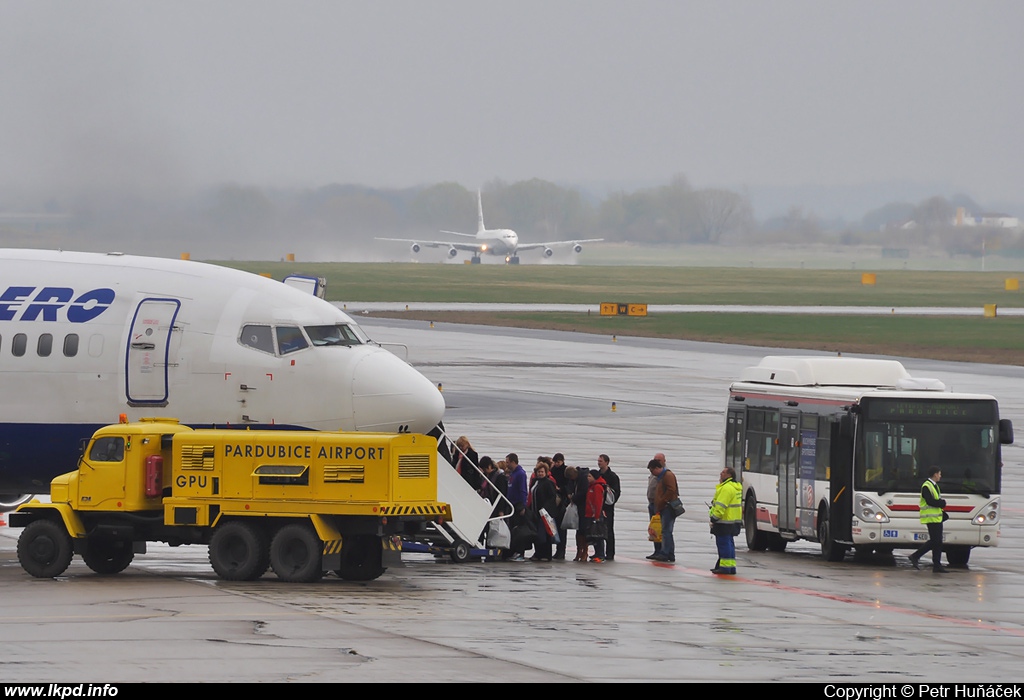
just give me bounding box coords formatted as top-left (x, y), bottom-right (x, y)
top-left (0, 422), bottom-right (310, 494)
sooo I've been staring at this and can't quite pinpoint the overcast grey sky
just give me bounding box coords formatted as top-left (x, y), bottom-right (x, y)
top-left (1, 1), bottom-right (1020, 209)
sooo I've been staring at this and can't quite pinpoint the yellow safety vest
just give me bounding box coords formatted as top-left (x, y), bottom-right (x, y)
top-left (711, 479), bottom-right (743, 524)
top-left (919, 480), bottom-right (943, 524)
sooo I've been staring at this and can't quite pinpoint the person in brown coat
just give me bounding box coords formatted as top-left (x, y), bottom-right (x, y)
top-left (649, 458), bottom-right (679, 563)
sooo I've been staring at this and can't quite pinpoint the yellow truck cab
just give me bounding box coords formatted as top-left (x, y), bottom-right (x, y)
top-left (13, 418), bottom-right (449, 582)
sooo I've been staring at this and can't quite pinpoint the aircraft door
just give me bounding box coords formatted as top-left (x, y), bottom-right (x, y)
top-left (126, 298), bottom-right (180, 407)
top-left (777, 413), bottom-right (800, 533)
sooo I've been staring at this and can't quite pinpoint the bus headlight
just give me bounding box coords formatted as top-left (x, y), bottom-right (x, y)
top-left (857, 496), bottom-right (890, 523)
top-left (973, 500), bottom-right (999, 525)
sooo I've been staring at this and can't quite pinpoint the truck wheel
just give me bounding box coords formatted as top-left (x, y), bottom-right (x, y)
top-left (81, 538), bottom-right (134, 575)
top-left (270, 523), bottom-right (323, 583)
top-left (336, 534), bottom-right (385, 581)
top-left (209, 521), bottom-right (268, 581)
top-left (18, 519), bottom-right (74, 578)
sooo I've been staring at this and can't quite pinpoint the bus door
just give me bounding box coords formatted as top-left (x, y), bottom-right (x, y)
top-left (726, 408), bottom-right (745, 476)
top-left (777, 412), bottom-right (800, 534)
top-left (797, 414), bottom-right (820, 539)
top-left (125, 298), bottom-right (180, 407)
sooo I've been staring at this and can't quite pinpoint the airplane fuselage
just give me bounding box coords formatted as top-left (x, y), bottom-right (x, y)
top-left (0, 250), bottom-right (445, 498)
top-left (475, 229), bottom-right (519, 257)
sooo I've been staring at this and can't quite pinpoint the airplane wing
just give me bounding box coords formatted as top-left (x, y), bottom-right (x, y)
top-left (515, 238), bottom-right (604, 252)
top-left (375, 238), bottom-right (486, 254)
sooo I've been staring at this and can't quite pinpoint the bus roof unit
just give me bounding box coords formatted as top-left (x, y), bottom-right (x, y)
top-left (738, 356), bottom-right (945, 391)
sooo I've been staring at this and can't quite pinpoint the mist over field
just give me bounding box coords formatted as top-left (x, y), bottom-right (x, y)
top-left (0, 3), bottom-right (1021, 267)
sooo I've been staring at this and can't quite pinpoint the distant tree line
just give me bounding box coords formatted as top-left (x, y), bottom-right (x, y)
top-left (4, 177), bottom-right (1021, 259)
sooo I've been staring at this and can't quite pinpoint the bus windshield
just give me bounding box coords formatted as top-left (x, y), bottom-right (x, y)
top-left (856, 398), bottom-right (1000, 496)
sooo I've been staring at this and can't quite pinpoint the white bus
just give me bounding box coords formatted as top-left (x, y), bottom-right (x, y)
top-left (726, 356), bottom-right (1014, 566)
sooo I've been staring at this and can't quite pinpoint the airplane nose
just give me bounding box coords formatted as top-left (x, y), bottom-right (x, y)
top-left (351, 348), bottom-right (445, 433)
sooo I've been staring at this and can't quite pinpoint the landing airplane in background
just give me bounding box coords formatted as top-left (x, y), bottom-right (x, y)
top-left (0, 249), bottom-right (446, 508)
top-left (378, 190), bottom-right (602, 264)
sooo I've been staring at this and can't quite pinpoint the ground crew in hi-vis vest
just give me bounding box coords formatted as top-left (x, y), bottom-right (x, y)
top-left (909, 466), bottom-right (949, 573)
top-left (710, 467), bottom-right (743, 575)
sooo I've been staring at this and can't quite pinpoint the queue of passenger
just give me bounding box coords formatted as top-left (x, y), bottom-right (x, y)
top-left (452, 436), bottom-right (624, 564)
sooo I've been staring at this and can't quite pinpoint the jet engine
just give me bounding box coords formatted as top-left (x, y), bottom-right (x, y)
top-left (448, 247), bottom-right (458, 258)
top-left (543, 247), bottom-right (554, 258)
top-left (410, 243), bottom-right (421, 254)
top-left (573, 244), bottom-right (583, 254)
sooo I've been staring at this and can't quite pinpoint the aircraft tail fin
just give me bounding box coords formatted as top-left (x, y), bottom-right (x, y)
top-left (477, 189), bottom-right (485, 234)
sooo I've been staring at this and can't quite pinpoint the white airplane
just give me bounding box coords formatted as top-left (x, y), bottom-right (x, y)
top-left (0, 249), bottom-right (446, 508)
top-left (378, 190), bottom-right (603, 264)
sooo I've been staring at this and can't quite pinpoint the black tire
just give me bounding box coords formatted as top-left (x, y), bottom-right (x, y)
top-left (335, 534), bottom-right (385, 581)
top-left (744, 497), bottom-right (768, 551)
top-left (449, 540), bottom-right (471, 563)
top-left (270, 523), bottom-right (323, 583)
top-left (946, 545), bottom-right (971, 569)
top-left (767, 534), bottom-right (788, 552)
top-left (18, 519), bottom-right (74, 578)
top-left (209, 521), bottom-right (268, 581)
top-left (81, 538), bottom-right (134, 575)
top-left (819, 512), bottom-right (847, 562)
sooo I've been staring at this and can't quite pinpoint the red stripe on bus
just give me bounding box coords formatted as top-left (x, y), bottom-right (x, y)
top-left (890, 504), bottom-right (975, 513)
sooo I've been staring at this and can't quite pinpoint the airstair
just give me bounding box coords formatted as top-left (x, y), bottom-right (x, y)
top-left (402, 424), bottom-right (512, 562)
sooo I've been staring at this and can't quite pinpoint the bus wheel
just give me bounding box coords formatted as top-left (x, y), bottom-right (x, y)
top-left (818, 515), bottom-right (846, 562)
top-left (81, 538), bottom-right (134, 575)
top-left (336, 534), bottom-right (385, 581)
top-left (946, 545), bottom-right (971, 569)
top-left (744, 499), bottom-right (767, 551)
top-left (767, 534), bottom-right (788, 552)
top-left (18, 519), bottom-right (74, 578)
top-left (270, 523), bottom-right (324, 583)
top-left (209, 521), bottom-right (268, 581)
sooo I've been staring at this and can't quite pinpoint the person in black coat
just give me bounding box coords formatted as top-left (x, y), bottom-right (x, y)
top-left (529, 462), bottom-right (560, 561)
top-left (454, 436), bottom-right (481, 491)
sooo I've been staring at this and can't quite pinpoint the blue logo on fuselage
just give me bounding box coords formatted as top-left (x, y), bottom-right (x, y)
top-left (0, 286), bottom-right (116, 323)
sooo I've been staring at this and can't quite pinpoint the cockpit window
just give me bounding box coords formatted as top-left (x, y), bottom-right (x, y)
top-left (276, 326), bottom-right (309, 354)
top-left (304, 324), bottom-right (363, 347)
top-left (240, 325), bottom-right (275, 354)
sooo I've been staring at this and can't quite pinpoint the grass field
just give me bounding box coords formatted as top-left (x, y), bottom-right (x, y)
top-left (214, 260), bottom-right (1024, 365)
top-left (219, 261), bottom-right (1024, 307)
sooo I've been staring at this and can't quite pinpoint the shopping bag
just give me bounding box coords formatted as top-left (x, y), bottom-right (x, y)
top-left (648, 513), bottom-right (662, 543)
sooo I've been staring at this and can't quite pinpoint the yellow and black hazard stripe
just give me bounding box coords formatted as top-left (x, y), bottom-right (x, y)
top-left (379, 504), bottom-right (449, 517)
top-left (322, 539), bottom-right (344, 557)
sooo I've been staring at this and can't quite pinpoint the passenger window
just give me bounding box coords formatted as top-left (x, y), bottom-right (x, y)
top-left (240, 325), bottom-right (274, 354)
top-left (276, 326), bottom-right (308, 355)
top-left (12, 333), bottom-right (27, 357)
top-left (63, 334), bottom-right (79, 357)
top-left (89, 437), bottom-right (125, 462)
top-left (37, 333), bottom-right (53, 357)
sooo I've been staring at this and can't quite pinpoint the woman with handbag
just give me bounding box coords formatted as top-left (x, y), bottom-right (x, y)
top-left (583, 469), bottom-right (609, 563)
top-left (529, 462), bottom-right (560, 561)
